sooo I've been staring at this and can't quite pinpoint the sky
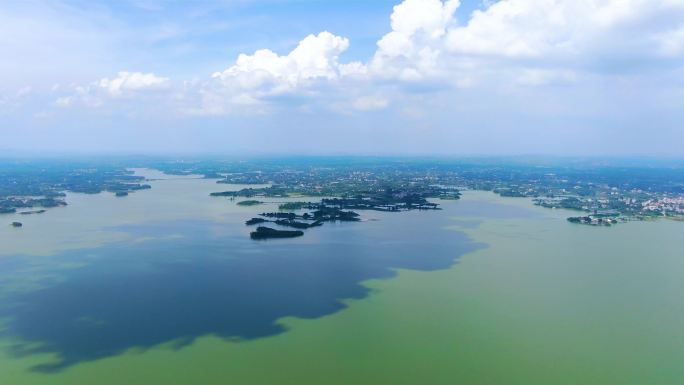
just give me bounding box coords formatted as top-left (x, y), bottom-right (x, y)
top-left (1, 0), bottom-right (684, 156)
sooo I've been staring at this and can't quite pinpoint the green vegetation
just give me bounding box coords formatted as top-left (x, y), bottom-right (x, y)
top-left (211, 186), bottom-right (289, 198)
top-left (237, 200), bottom-right (263, 206)
top-left (2, 157), bottom-right (683, 227)
top-left (567, 216), bottom-right (619, 226)
top-left (19, 209), bottom-right (46, 215)
top-left (249, 226), bottom-right (304, 239)
top-left (245, 218), bottom-right (267, 226)
top-left (197, 157), bottom-right (684, 232)
top-left (274, 219), bottom-right (323, 229)
top-left (0, 160), bottom-right (152, 214)
top-left (209, 191), bottom-right (234, 197)
top-left (278, 201), bottom-right (314, 211)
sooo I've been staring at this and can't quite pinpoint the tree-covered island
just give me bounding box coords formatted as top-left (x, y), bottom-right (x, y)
top-left (250, 226), bottom-right (304, 239)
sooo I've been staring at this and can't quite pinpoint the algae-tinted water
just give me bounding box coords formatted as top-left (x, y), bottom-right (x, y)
top-left (1, 174), bottom-right (683, 385)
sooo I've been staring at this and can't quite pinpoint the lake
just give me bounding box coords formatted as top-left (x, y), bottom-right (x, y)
top-left (1, 169), bottom-right (683, 385)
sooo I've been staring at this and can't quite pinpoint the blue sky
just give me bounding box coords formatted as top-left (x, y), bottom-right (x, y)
top-left (1, 0), bottom-right (684, 156)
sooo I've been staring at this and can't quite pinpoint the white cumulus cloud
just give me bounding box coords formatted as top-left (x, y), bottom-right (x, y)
top-left (445, 0), bottom-right (684, 61)
top-left (193, 31), bottom-right (360, 115)
top-left (54, 71), bottom-right (170, 108)
top-left (370, 0), bottom-right (460, 81)
top-left (362, 0), bottom-right (684, 90)
top-left (212, 31), bottom-right (350, 96)
top-left (48, 0), bottom-right (684, 116)
top-left (98, 71), bottom-right (169, 97)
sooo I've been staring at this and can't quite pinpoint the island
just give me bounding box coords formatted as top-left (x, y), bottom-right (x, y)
top-left (237, 200), bottom-right (263, 206)
top-left (19, 209), bottom-right (46, 215)
top-left (567, 216), bottom-right (619, 226)
top-left (274, 219), bottom-right (323, 229)
top-left (278, 201), bottom-right (313, 211)
top-left (245, 217), bottom-right (268, 225)
top-left (250, 226), bottom-right (304, 239)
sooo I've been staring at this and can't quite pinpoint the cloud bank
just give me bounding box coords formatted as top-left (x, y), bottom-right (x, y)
top-left (0, 0), bottom-right (678, 156)
top-left (55, 71), bottom-right (169, 108)
top-left (46, 0), bottom-right (684, 115)
top-left (185, 0), bottom-right (684, 114)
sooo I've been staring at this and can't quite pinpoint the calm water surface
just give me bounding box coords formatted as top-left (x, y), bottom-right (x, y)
top-left (0, 170), bottom-right (683, 384)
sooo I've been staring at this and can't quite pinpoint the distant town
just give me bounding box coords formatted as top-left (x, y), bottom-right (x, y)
top-left (2, 157), bottom-right (683, 230)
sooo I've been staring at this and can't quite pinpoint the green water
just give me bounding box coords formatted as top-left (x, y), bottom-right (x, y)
top-left (1, 171), bottom-right (683, 384)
